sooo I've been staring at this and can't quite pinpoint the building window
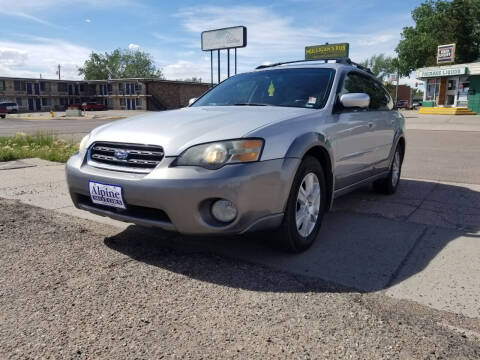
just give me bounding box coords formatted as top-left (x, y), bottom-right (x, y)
top-left (426, 78), bottom-right (440, 102)
top-left (135, 83), bottom-right (142, 92)
top-left (40, 82), bottom-right (49, 92)
top-left (118, 83), bottom-right (124, 92)
top-left (57, 82), bottom-right (67, 92)
top-left (14, 80), bottom-right (26, 92)
top-left (136, 98), bottom-right (142, 106)
top-left (0, 80), bottom-right (5, 91)
top-left (119, 98), bottom-right (126, 106)
top-left (79, 84), bottom-right (85, 92)
top-left (41, 98), bottom-right (50, 106)
top-left (457, 80), bottom-right (470, 107)
top-left (16, 97), bottom-right (23, 106)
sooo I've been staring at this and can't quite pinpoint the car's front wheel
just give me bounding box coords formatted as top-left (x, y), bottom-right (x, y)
top-left (276, 156), bottom-right (326, 253)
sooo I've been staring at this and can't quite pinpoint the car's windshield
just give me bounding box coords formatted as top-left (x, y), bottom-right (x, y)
top-left (192, 68), bottom-right (335, 109)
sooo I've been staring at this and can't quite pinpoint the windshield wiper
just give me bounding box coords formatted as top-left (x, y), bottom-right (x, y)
top-left (233, 103), bottom-right (271, 106)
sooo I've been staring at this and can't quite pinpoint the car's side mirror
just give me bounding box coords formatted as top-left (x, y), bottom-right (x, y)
top-left (188, 98), bottom-right (197, 106)
top-left (340, 93), bottom-right (370, 109)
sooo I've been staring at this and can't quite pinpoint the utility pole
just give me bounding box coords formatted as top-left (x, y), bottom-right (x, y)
top-left (56, 64), bottom-right (61, 80)
top-left (395, 70), bottom-right (399, 105)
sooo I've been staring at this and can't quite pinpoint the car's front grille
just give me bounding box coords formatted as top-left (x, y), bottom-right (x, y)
top-left (88, 142), bottom-right (164, 172)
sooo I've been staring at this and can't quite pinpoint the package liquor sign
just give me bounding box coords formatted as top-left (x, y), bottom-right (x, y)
top-left (437, 44), bottom-right (456, 64)
top-left (305, 43), bottom-right (349, 60)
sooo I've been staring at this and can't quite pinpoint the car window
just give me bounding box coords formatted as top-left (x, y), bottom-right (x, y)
top-left (339, 72), bottom-right (392, 111)
top-left (193, 68), bottom-right (335, 109)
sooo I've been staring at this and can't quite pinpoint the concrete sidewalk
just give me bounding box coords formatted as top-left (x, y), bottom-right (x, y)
top-left (0, 158), bottom-right (479, 319)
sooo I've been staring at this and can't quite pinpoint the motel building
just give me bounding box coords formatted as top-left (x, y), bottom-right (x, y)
top-left (416, 61), bottom-right (480, 115)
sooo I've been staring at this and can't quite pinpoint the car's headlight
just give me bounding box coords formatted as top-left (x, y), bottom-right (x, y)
top-left (174, 139), bottom-right (264, 169)
top-left (79, 134), bottom-right (90, 152)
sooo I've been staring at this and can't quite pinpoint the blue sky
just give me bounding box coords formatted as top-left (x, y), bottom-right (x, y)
top-left (0, 0), bottom-right (423, 83)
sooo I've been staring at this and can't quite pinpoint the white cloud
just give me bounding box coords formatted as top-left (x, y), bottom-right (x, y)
top-left (162, 60), bottom-right (211, 81)
top-left (128, 43), bottom-right (140, 50)
top-left (0, 37), bottom-right (92, 79)
top-left (85, 18), bottom-right (91, 23)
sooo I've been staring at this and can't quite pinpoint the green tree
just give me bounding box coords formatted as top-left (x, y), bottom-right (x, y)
top-left (396, 0), bottom-right (480, 76)
top-left (360, 54), bottom-right (397, 80)
top-left (78, 49), bottom-right (163, 80)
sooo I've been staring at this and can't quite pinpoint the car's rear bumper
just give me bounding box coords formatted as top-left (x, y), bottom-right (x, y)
top-left (66, 153), bottom-right (299, 235)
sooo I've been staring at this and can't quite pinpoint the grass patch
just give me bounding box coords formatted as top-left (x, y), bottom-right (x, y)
top-left (0, 133), bottom-right (79, 163)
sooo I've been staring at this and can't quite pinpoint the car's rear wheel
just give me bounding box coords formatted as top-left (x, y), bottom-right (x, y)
top-left (0, 115), bottom-right (5, 119)
top-left (275, 156), bottom-right (326, 253)
top-left (373, 144), bottom-right (403, 194)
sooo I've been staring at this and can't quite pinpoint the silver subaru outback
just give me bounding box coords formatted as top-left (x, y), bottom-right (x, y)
top-left (66, 59), bottom-right (405, 252)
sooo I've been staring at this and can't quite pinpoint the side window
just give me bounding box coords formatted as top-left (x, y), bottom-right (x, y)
top-left (340, 72), bottom-right (365, 96)
top-left (340, 72), bottom-right (393, 111)
top-left (383, 87), bottom-right (394, 110)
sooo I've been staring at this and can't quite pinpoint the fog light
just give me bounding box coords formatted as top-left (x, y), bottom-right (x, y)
top-left (211, 199), bottom-right (237, 223)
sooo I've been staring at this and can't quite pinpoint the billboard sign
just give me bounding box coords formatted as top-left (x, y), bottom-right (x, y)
top-left (305, 43), bottom-right (349, 60)
top-left (201, 26), bottom-right (247, 51)
top-left (437, 44), bottom-right (456, 64)
top-left (417, 67), bottom-right (467, 78)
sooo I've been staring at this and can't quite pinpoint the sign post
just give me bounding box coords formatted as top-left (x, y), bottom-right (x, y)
top-left (201, 26), bottom-right (247, 86)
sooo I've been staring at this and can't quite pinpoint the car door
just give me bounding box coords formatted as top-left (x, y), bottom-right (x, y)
top-left (331, 71), bottom-right (375, 189)
top-left (363, 78), bottom-right (396, 173)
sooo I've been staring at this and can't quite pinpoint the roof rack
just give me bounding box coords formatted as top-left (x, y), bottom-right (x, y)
top-left (255, 58), bottom-right (373, 74)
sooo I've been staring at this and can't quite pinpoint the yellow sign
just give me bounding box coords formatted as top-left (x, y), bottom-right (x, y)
top-left (268, 81), bottom-right (275, 96)
top-left (305, 43), bottom-right (349, 60)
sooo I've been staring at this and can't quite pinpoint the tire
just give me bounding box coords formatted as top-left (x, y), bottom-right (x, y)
top-left (275, 156), bottom-right (327, 253)
top-left (0, 115), bottom-right (5, 119)
top-left (373, 145), bottom-right (403, 195)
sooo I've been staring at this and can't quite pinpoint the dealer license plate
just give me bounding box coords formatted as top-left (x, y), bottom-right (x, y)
top-left (89, 181), bottom-right (126, 209)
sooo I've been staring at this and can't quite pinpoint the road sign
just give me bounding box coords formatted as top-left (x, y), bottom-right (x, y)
top-left (305, 43), bottom-right (349, 60)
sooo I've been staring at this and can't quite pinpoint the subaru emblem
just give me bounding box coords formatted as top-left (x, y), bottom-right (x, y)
top-left (114, 149), bottom-right (128, 160)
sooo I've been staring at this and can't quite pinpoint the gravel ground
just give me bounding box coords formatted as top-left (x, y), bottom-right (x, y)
top-left (1, 198), bottom-right (479, 359)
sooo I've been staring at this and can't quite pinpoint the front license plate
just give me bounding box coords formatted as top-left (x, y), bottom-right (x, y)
top-left (89, 181), bottom-right (126, 209)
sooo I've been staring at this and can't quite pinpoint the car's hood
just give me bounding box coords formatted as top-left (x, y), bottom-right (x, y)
top-left (90, 106), bottom-right (313, 155)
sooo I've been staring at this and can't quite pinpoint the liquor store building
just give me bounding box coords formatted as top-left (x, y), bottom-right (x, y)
top-left (416, 62), bottom-right (480, 114)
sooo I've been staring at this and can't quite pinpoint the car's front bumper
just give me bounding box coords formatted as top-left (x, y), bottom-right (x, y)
top-left (66, 153), bottom-right (299, 235)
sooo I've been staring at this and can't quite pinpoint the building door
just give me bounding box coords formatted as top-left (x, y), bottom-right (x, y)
top-left (68, 84), bottom-right (73, 96)
top-left (127, 98), bottom-right (131, 110)
top-left (437, 78), bottom-right (447, 106)
top-left (446, 77), bottom-right (458, 107)
top-left (28, 98), bottom-right (34, 111)
top-left (27, 83), bottom-right (32, 95)
top-left (35, 98), bottom-right (41, 111)
top-left (132, 98), bottom-right (136, 110)
top-left (34, 83), bottom-right (40, 95)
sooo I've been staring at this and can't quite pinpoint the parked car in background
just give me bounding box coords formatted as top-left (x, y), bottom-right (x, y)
top-left (411, 101), bottom-right (421, 110)
top-left (66, 59), bottom-right (406, 253)
top-left (82, 102), bottom-right (106, 111)
top-left (0, 106), bottom-right (7, 118)
top-left (0, 102), bottom-right (19, 113)
top-left (64, 103), bottom-right (82, 110)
